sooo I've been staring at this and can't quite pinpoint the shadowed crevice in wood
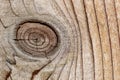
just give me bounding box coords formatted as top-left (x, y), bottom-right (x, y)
top-left (5, 61), bottom-right (14, 80)
top-left (5, 69), bottom-right (12, 80)
top-left (30, 61), bottom-right (51, 80)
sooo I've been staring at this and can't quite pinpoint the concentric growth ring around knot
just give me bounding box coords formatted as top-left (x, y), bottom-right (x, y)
top-left (14, 22), bottom-right (58, 57)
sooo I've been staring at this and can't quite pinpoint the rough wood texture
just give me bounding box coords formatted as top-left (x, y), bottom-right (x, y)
top-left (0, 0), bottom-right (120, 80)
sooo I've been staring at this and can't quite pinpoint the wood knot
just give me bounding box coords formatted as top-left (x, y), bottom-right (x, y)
top-left (15, 22), bottom-right (58, 57)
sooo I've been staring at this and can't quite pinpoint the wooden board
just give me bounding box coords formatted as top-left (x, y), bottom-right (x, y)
top-left (0, 0), bottom-right (120, 80)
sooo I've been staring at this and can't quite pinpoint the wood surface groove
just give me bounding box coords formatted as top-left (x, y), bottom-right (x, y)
top-left (82, 0), bottom-right (95, 80)
top-left (50, 1), bottom-right (79, 80)
top-left (33, 0), bottom-right (40, 15)
top-left (8, 0), bottom-right (19, 17)
top-left (69, 1), bottom-right (81, 80)
top-left (53, 3), bottom-right (76, 79)
top-left (30, 60), bottom-right (51, 80)
top-left (93, 0), bottom-right (104, 80)
top-left (113, 0), bottom-right (120, 47)
top-left (22, 0), bottom-right (31, 15)
top-left (5, 63), bottom-right (12, 80)
top-left (104, 0), bottom-right (118, 80)
top-left (103, 0), bottom-right (114, 80)
top-left (0, 19), bottom-right (6, 28)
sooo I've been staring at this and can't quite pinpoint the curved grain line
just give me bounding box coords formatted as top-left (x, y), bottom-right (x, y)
top-left (54, 1), bottom-right (82, 80)
top-left (31, 46), bottom-right (67, 80)
top-left (55, 61), bottom-right (69, 80)
top-left (31, 37), bottom-right (69, 80)
top-left (46, 45), bottom-right (71, 80)
top-left (5, 62), bottom-right (13, 80)
top-left (113, 0), bottom-right (120, 46)
top-left (1, 44), bottom-right (14, 80)
top-left (33, 0), bottom-right (45, 16)
top-left (70, 0), bottom-right (83, 80)
top-left (46, 45), bottom-right (72, 80)
top-left (61, 1), bottom-right (77, 79)
top-left (59, 0), bottom-right (78, 80)
top-left (22, 0), bottom-right (31, 15)
top-left (60, 61), bottom-right (72, 80)
top-left (31, 0), bottom-right (40, 15)
top-left (1, 49), bottom-right (11, 80)
top-left (31, 52), bottom-right (59, 80)
top-left (43, 0), bottom-right (78, 79)
top-left (37, 42), bottom-right (70, 80)
top-left (103, 0), bottom-right (114, 79)
top-left (55, 0), bottom-right (83, 79)
top-left (50, 0), bottom-right (79, 80)
top-left (1, 42), bottom-right (16, 65)
top-left (83, 0), bottom-right (95, 80)
top-left (8, 0), bottom-right (19, 17)
top-left (30, 60), bottom-right (51, 80)
top-left (92, 0), bottom-right (104, 79)
top-left (45, 0), bottom-right (77, 79)
top-left (0, 19), bottom-right (6, 28)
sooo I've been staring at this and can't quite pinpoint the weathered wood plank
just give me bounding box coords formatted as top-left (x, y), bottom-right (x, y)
top-left (0, 0), bottom-right (120, 80)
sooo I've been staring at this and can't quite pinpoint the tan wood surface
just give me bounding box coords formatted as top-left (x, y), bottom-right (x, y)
top-left (0, 0), bottom-right (120, 80)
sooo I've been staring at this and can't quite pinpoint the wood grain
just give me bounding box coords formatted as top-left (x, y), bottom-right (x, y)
top-left (0, 0), bottom-right (120, 80)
